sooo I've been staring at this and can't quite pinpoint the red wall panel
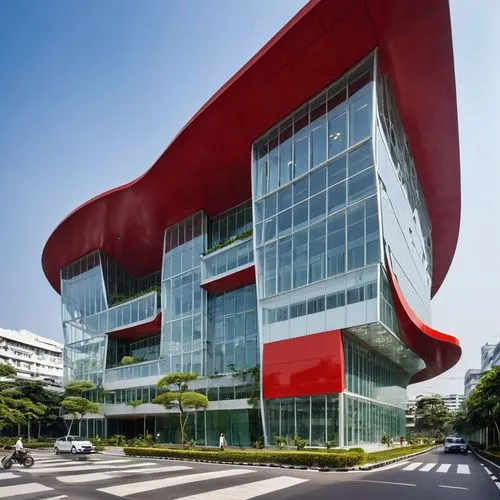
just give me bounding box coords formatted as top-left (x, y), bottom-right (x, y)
top-left (262, 329), bottom-right (344, 399)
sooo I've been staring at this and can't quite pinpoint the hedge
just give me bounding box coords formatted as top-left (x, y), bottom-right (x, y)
top-left (1, 442), bottom-right (54, 450)
top-left (123, 447), bottom-right (364, 468)
top-left (365, 445), bottom-right (434, 463)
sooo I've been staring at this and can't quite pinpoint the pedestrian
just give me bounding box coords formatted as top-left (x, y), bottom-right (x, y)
top-left (219, 433), bottom-right (226, 451)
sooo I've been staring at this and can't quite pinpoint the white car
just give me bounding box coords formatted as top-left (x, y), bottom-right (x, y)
top-left (54, 436), bottom-right (94, 454)
top-left (444, 436), bottom-right (468, 454)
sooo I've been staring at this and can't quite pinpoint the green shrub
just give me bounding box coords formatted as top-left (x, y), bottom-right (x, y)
top-left (366, 444), bottom-right (433, 463)
top-left (24, 442), bottom-right (54, 449)
top-left (325, 440), bottom-right (339, 449)
top-left (188, 439), bottom-right (197, 450)
top-left (123, 447), bottom-right (364, 468)
top-left (294, 436), bottom-right (306, 451)
top-left (274, 436), bottom-right (286, 449)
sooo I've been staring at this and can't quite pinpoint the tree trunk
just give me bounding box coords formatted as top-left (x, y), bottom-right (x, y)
top-left (38, 421), bottom-right (41, 439)
top-left (179, 410), bottom-right (185, 447)
top-left (494, 420), bottom-right (500, 445)
top-left (67, 416), bottom-right (75, 437)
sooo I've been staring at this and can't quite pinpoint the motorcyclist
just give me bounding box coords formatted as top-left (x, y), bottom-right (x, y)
top-left (13, 436), bottom-right (24, 460)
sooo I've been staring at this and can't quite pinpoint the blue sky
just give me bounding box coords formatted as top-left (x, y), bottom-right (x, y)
top-left (0, 0), bottom-right (498, 395)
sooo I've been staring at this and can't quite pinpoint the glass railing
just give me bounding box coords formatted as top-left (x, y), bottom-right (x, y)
top-left (67, 291), bottom-right (159, 336)
top-left (104, 358), bottom-right (170, 383)
top-left (201, 238), bottom-right (253, 282)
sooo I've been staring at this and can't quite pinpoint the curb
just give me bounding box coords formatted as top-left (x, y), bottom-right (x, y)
top-left (471, 449), bottom-right (500, 472)
top-left (358, 446), bottom-right (437, 471)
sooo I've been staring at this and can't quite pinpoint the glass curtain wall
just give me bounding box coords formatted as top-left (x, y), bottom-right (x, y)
top-left (206, 285), bottom-right (259, 375)
top-left (252, 55), bottom-right (379, 306)
top-left (265, 396), bottom-right (339, 446)
top-left (61, 251), bottom-right (108, 385)
top-left (161, 212), bottom-right (205, 375)
top-left (208, 200), bottom-right (253, 248)
top-left (343, 333), bottom-right (407, 445)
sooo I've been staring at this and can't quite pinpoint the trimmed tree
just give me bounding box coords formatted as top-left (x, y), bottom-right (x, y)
top-left (153, 372), bottom-right (208, 446)
top-left (61, 397), bottom-right (100, 436)
top-left (61, 380), bottom-right (99, 436)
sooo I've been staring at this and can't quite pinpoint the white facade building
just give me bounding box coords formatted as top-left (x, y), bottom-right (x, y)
top-left (0, 328), bottom-right (63, 387)
top-left (463, 341), bottom-right (500, 397)
top-left (407, 393), bottom-right (464, 413)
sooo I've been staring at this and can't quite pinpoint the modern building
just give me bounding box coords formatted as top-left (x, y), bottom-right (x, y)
top-left (0, 327), bottom-right (63, 387)
top-left (464, 341), bottom-right (500, 396)
top-left (407, 393), bottom-right (464, 414)
top-left (42, 0), bottom-right (461, 447)
top-left (464, 369), bottom-right (482, 398)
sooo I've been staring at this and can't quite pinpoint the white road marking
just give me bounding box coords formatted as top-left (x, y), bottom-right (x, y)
top-left (58, 465), bottom-right (192, 483)
top-left (356, 480), bottom-right (416, 487)
top-left (22, 461), bottom-right (156, 474)
top-left (436, 464), bottom-right (451, 473)
top-left (438, 485), bottom-right (468, 490)
top-left (0, 483), bottom-right (53, 497)
top-left (372, 461), bottom-right (409, 471)
top-left (484, 467), bottom-right (492, 475)
top-left (496, 483), bottom-right (500, 490)
top-left (98, 469), bottom-right (255, 497)
top-left (173, 476), bottom-right (308, 500)
top-left (457, 464), bottom-right (470, 475)
top-left (419, 463), bottom-right (436, 472)
top-left (36, 458), bottom-right (131, 466)
top-left (491, 476), bottom-right (497, 480)
top-left (0, 473), bottom-right (19, 480)
top-left (402, 462), bottom-right (422, 471)
top-left (40, 496), bottom-right (68, 500)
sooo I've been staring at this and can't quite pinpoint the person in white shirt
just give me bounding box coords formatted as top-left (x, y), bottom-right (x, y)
top-left (219, 433), bottom-right (226, 451)
top-left (14, 437), bottom-right (23, 459)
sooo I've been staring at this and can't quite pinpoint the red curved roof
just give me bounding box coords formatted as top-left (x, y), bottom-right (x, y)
top-left (386, 258), bottom-right (461, 382)
top-left (42, 0), bottom-right (460, 299)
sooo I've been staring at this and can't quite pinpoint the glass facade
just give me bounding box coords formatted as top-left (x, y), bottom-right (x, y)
top-left (206, 284), bottom-right (259, 375)
top-left (58, 52), bottom-right (435, 449)
top-left (209, 199), bottom-right (253, 248)
top-left (265, 396), bottom-right (339, 446)
top-left (202, 238), bottom-right (253, 282)
top-left (161, 213), bottom-right (205, 375)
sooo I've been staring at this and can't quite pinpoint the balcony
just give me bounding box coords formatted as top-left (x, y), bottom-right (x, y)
top-left (104, 358), bottom-right (169, 385)
top-left (66, 291), bottom-right (160, 337)
top-left (201, 237), bottom-right (255, 294)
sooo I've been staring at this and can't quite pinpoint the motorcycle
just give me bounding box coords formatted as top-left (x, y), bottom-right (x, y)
top-left (1, 449), bottom-right (35, 469)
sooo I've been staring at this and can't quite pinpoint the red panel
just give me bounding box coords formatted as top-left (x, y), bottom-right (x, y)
top-left (202, 265), bottom-right (255, 295)
top-left (106, 314), bottom-right (161, 341)
top-left (42, 0), bottom-right (460, 303)
top-left (385, 260), bottom-right (461, 383)
top-left (262, 330), bottom-right (344, 399)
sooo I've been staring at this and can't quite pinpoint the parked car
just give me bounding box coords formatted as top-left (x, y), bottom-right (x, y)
top-left (444, 436), bottom-right (468, 454)
top-left (54, 436), bottom-right (94, 454)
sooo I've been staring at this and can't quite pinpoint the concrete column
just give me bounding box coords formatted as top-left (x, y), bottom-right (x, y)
top-left (143, 416), bottom-right (146, 436)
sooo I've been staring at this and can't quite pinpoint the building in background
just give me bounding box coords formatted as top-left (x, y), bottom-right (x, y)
top-left (464, 341), bottom-right (500, 396)
top-left (0, 327), bottom-right (63, 388)
top-left (41, 0), bottom-right (461, 447)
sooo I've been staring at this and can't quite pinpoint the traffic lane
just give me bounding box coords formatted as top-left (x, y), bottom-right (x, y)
top-left (355, 446), bottom-right (499, 500)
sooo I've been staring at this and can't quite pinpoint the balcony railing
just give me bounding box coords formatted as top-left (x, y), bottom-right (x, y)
top-left (66, 291), bottom-right (159, 336)
top-left (201, 237), bottom-right (253, 283)
top-left (104, 358), bottom-right (169, 383)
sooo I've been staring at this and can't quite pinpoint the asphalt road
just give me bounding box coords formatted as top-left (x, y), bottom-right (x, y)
top-left (0, 447), bottom-right (497, 500)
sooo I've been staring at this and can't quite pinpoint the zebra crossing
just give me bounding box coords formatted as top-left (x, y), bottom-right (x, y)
top-left (398, 461), bottom-right (471, 474)
top-left (0, 453), bottom-right (310, 499)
